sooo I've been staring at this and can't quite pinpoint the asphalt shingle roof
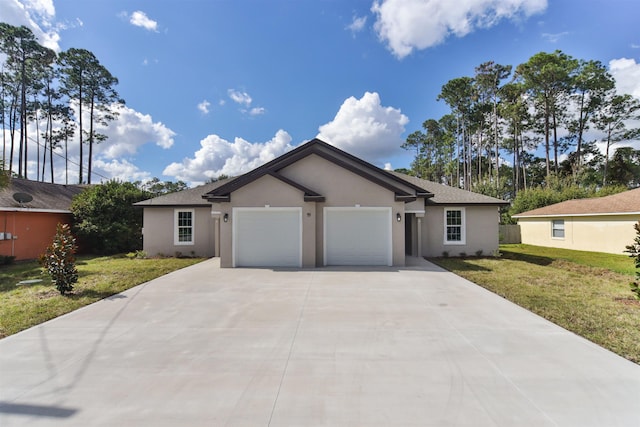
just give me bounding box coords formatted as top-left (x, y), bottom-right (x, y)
top-left (513, 187), bottom-right (640, 217)
top-left (0, 178), bottom-right (86, 211)
top-left (389, 172), bottom-right (509, 205)
top-left (136, 171), bottom-right (508, 208)
top-left (134, 179), bottom-right (233, 207)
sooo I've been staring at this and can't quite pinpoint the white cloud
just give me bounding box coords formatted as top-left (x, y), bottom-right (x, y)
top-left (198, 100), bottom-right (211, 114)
top-left (228, 89), bottom-right (252, 106)
top-left (163, 130), bottom-right (295, 183)
top-left (609, 58), bottom-right (640, 98)
top-left (371, 0), bottom-right (547, 58)
top-left (227, 89), bottom-right (266, 116)
top-left (347, 15), bottom-right (367, 34)
top-left (317, 91), bottom-right (409, 164)
top-left (142, 58), bottom-right (159, 66)
top-left (94, 105), bottom-right (175, 159)
top-left (2, 0), bottom-right (62, 51)
top-left (92, 158), bottom-right (152, 183)
top-left (542, 31), bottom-right (569, 43)
top-left (129, 10), bottom-right (158, 32)
top-left (249, 107), bottom-right (266, 116)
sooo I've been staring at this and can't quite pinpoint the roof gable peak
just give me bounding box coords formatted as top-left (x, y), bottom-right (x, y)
top-left (203, 138), bottom-right (432, 202)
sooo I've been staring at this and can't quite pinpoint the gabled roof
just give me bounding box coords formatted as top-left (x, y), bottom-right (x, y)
top-left (134, 178), bottom-right (234, 207)
top-left (203, 138), bottom-right (433, 203)
top-left (513, 187), bottom-right (640, 218)
top-left (0, 178), bottom-right (86, 212)
top-left (136, 139), bottom-right (509, 208)
top-left (388, 172), bottom-right (509, 206)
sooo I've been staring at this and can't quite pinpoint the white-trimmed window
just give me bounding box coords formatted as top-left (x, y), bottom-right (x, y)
top-left (552, 219), bottom-right (565, 239)
top-left (444, 208), bottom-right (465, 245)
top-left (174, 209), bottom-right (194, 245)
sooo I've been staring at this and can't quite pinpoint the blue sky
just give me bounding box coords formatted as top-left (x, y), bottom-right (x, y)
top-left (2, 0), bottom-right (640, 185)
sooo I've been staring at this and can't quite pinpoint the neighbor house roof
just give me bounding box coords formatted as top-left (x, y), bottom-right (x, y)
top-left (0, 178), bottom-right (86, 213)
top-left (134, 178), bottom-right (234, 207)
top-left (513, 187), bottom-right (640, 218)
top-left (203, 138), bottom-right (433, 203)
top-left (389, 172), bottom-right (509, 206)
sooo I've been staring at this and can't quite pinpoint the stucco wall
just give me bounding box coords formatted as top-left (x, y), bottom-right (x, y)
top-left (0, 211), bottom-right (73, 260)
top-left (421, 205), bottom-right (500, 257)
top-left (142, 207), bottom-right (215, 258)
top-left (518, 215), bottom-right (639, 254)
top-left (280, 154), bottom-right (406, 266)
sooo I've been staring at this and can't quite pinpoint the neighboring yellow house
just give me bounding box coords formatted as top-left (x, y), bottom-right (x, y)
top-left (513, 187), bottom-right (640, 254)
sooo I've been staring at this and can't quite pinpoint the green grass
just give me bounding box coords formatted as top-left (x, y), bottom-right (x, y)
top-left (501, 244), bottom-right (635, 276)
top-left (431, 244), bottom-right (640, 364)
top-left (0, 255), bottom-right (204, 338)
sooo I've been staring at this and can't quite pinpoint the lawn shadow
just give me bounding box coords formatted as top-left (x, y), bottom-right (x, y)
top-left (450, 259), bottom-right (492, 272)
top-left (429, 257), bottom-right (493, 272)
top-left (69, 289), bottom-right (127, 300)
top-left (500, 250), bottom-right (554, 266)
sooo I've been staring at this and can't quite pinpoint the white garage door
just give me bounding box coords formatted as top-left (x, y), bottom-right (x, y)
top-left (233, 208), bottom-right (302, 267)
top-left (324, 207), bottom-right (392, 266)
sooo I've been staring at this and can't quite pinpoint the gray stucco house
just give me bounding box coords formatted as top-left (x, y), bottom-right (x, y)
top-left (135, 138), bottom-right (507, 267)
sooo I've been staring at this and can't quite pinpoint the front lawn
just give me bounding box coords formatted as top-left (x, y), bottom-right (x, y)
top-left (501, 244), bottom-right (635, 276)
top-left (431, 245), bottom-right (640, 364)
top-left (0, 255), bottom-right (204, 338)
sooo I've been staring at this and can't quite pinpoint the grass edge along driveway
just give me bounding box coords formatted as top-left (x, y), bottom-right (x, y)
top-left (0, 255), bottom-right (204, 338)
top-left (431, 244), bottom-right (639, 364)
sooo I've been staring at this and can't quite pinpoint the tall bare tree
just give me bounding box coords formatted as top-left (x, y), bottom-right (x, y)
top-left (595, 92), bottom-right (640, 185)
top-left (58, 48), bottom-right (124, 184)
top-left (516, 50), bottom-right (578, 178)
top-left (0, 24), bottom-right (54, 178)
top-left (474, 61), bottom-right (512, 186)
top-left (569, 60), bottom-right (614, 176)
top-left (438, 77), bottom-right (475, 189)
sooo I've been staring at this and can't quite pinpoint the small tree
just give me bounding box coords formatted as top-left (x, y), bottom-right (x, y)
top-left (625, 221), bottom-right (640, 300)
top-left (40, 223), bottom-right (78, 295)
top-left (71, 180), bottom-right (149, 254)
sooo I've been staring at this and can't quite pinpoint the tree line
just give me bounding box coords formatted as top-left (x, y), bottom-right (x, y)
top-left (401, 51), bottom-right (640, 201)
top-left (0, 23), bottom-right (124, 184)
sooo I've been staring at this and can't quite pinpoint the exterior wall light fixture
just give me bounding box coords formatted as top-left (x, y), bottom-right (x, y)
top-left (396, 213), bottom-right (402, 222)
top-left (223, 213), bottom-right (229, 222)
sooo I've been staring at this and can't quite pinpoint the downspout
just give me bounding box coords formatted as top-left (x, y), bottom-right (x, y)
top-left (417, 217), bottom-right (422, 258)
top-left (214, 217), bottom-right (220, 257)
top-left (11, 211), bottom-right (15, 257)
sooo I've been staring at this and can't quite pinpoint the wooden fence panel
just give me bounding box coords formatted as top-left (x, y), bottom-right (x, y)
top-left (499, 224), bottom-right (521, 244)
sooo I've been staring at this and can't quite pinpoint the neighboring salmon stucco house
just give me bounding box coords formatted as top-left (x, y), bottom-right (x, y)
top-left (136, 139), bottom-right (508, 267)
top-left (0, 178), bottom-right (86, 261)
top-left (512, 187), bottom-right (640, 255)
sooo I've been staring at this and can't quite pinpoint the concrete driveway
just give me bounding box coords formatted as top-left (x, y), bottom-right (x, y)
top-left (1, 258), bottom-right (639, 426)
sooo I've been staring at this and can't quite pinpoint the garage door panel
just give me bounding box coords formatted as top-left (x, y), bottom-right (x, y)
top-left (234, 209), bottom-right (301, 267)
top-left (324, 208), bottom-right (391, 266)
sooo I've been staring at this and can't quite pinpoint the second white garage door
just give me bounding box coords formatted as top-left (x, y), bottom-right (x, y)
top-left (233, 208), bottom-right (302, 267)
top-left (324, 207), bottom-right (392, 266)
